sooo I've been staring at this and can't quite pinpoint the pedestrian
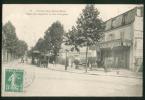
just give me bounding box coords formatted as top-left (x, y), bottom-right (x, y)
top-left (25, 56), bottom-right (28, 62)
top-left (103, 59), bottom-right (107, 72)
top-left (44, 57), bottom-right (48, 68)
top-left (21, 56), bottom-right (24, 63)
top-left (53, 60), bottom-right (55, 67)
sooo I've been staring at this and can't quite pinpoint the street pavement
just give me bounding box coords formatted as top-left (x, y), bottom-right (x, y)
top-left (1, 59), bottom-right (143, 96)
top-left (47, 63), bottom-right (143, 79)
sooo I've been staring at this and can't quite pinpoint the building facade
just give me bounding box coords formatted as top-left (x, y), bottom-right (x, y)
top-left (97, 7), bottom-right (143, 71)
top-left (58, 43), bottom-right (96, 66)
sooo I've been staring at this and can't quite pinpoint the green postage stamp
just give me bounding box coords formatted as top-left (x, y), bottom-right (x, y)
top-left (5, 69), bottom-right (24, 92)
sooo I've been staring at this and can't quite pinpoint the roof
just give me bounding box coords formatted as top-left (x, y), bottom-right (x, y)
top-left (104, 7), bottom-right (139, 31)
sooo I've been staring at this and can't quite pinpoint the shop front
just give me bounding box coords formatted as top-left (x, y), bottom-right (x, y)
top-left (99, 39), bottom-right (132, 69)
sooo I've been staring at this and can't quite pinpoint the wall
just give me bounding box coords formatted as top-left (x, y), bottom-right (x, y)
top-left (132, 16), bottom-right (143, 71)
top-left (102, 24), bottom-right (134, 70)
top-left (104, 24), bottom-right (133, 42)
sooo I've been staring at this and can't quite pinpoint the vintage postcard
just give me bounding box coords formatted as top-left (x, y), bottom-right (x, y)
top-left (1, 4), bottom-right (143, 96)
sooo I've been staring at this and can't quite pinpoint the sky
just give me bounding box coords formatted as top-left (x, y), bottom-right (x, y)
top-left (2, 4), bottom-right (142, 50)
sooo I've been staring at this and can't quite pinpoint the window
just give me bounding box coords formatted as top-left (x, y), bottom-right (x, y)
top-left (135, 58), bottom-right (143, 66)
top-left (108, 34), bottom-right (114, 41)
top-left (137, 8), bottom-right (141, 16)
top-left (136, 39), bottom-right (143, 49)
top-left (120, 31), bottom-right (124, 40)
top-left (135, 31), bottom-right (143, 38)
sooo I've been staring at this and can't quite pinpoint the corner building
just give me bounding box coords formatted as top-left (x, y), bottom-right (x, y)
top-left (97, 7), bottom-right (143, 71)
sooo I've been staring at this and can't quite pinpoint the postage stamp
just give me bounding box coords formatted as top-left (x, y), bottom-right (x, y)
top-left (2, 4), bottom-right (143, 96)
top-left (5, 69), bottom-right (24, 92)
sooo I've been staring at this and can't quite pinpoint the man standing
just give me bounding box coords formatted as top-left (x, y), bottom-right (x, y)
top-left (21, 56), bottom-right (24, 63)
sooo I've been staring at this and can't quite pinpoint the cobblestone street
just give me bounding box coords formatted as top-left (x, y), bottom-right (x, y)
top-left (1, 59), bottom-right (143, 96)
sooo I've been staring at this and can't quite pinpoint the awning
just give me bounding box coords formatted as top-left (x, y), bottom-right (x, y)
top-left (32, 50), bottom-right (40, 54)
top-left (41, 53), bottom-right (51, 57)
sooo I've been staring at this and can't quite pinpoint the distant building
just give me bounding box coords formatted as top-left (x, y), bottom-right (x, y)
top-left (97, 6), bottom-right (143, 71)
top-left (59, 43), bottom-right (96, 65)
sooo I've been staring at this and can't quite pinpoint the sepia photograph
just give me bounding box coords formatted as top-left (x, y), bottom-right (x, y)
top-left (1, 4), bottom-right (143, 96)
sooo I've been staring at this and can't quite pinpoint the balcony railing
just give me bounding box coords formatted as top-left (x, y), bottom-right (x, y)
top-left (99, 39), bottom-right (132, 49)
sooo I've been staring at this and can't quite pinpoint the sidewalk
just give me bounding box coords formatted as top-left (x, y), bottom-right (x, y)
top-left (2, 59), bottom-right (36, 89)
top-left (47, 63), bottom-right (143, 79)
top-left (2, 60), bottom-right (142, 79)
top-left (2, 59), bottom-right (20, 66)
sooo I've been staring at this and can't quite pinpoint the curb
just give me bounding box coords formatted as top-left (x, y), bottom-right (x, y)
top-left (47, 68), bottom-right (142, 79)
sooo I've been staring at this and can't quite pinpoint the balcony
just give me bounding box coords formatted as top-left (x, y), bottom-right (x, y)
top-left (99, 39), bottom-right (132, 49)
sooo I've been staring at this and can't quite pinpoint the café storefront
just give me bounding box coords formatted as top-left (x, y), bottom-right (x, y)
top-left (98, 39), bottom-right (132, 69)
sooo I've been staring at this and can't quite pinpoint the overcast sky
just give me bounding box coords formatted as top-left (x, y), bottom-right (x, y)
top-left (2, 4), bottom-right (142, 49)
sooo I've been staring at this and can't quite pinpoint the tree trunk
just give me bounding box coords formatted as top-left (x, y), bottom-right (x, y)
top-left (85, 45), bottom-right (89, 72)
top-left (65, 51), bottom-right (68, 70)
top-left (7, 50), bottom-right (8, 62)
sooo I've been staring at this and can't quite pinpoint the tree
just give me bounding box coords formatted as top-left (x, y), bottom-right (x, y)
top-left (3, 21), bottom-right (19, 59)
top-left (27, 47), bottom-right (35, 57)
top-left (44, 21), bottom-right (64, 62)
top-left (15, 40), bottom-right (28, 57)
top-left (65, 26), bottom-right (80, 52)
top-left (66, 4), bottom-right (104, 72)
top-left (3, 21), bottom-right (18, 52)
top-left (34, 38), bottom-right (46, 52)
top-left (3, 21), bottom-right (28, 59)
top-left (2, 30), bottom-right (6, 48)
